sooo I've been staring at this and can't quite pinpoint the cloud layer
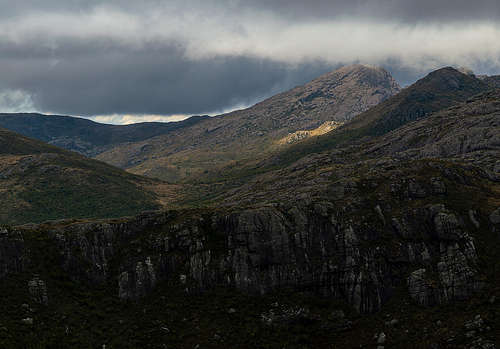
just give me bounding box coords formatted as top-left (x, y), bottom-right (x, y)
top-left (0, 1), bottom-right (499, 123)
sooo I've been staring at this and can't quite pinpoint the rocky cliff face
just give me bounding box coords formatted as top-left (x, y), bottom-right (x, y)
top-left (2, 190), bottom-right (495, 315)
top-left (0, 228), bottom-right (25, 279)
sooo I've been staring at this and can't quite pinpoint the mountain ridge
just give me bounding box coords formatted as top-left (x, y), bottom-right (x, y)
top-left (95, 64), bottom-right (401, 181)
top-left (0, 113), bottom-right (208, 157)
top-left (270, 67), bottom-right (492, 167)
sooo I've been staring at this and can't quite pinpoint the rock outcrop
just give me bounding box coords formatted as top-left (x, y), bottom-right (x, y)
top-left (0, 228), bottom-right (25, 279)
top-left (28, 275), bottom-right (49, 305)
top-left (0, 198), bottom-right (490, 314)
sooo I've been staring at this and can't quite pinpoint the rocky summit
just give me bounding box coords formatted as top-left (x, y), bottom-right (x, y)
top-left (0, 66), bottom-right (499, 349)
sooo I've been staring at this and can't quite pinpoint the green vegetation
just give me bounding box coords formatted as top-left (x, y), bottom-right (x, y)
top-left (0, 128), bottom-right (161, 225)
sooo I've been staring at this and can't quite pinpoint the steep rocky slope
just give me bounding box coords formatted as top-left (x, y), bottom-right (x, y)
top-left (95, 64), bottom-right (400, 181)
top-left (0, 113), bottom-right (207, 157)
top-left (170, 68), bottom-right (495, 207)
top-left (363, 89), bottom-right (500, 171)
top-left (227, 88), bottom-right (500, 207)
top-left (276, 67), bottom-right (491, 166)
top-left (0, 128), bottom-right (181, 225)
top-left (481, 75), bottom-right (500, 89)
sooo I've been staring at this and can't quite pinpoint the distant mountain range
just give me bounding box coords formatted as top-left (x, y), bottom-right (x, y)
top-left (0, 113), bottom-right (208, 157)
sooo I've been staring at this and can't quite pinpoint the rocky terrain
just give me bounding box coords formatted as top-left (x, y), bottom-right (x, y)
top-left (94, 64), bottom-right (401, 181)
top-left (0, 66), bottom-right (499, 348)
top-left (224, 87), bottom-right (500, 207)
top-left (0, 113), bottom-right (207, 157)
top-left (277, 121), bottom-right (344, 145)
top-left (0, 127), bottom-right (181, 225)
top-left (274, 67), bottom-right (491, 168)
top-left (0, 156), bottom-right (498, 347)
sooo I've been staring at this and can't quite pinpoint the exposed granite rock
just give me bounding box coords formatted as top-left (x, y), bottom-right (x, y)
top-left (490, 208), bottom-right (500, 225)
top-left (118, 257), bottom-right (158, 300)
top-left (432, 210), bottom-right (464, 241)
top-left (469, 210), bottom-right (481, 229)
top-left (407, 269), bottom-right (436, 307)
top-left (21, 318), bottom-right (33, 325)
top-left (1, 199), bottom-right (487, 315)
top-left (28, 276), bottom-right (48, 305)
top-left (0, 228), bottom-right (26, 279)
top-left (407, 229), bottom-right (481, 306)
top-left (468, 338), bottom-right (497, 349)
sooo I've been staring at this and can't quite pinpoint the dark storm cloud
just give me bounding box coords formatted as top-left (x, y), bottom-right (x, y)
top-left (243, 0), bottom-right (500, 22)
top-left (0, 0), bottom-right (499, 120)
top-left (1, 0), bottom-right (499, 22)
top-left (0, 40), bottom-right (337, 116)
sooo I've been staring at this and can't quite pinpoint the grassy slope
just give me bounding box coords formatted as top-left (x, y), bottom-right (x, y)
top-left (0, 128), bottom-right (163, 225)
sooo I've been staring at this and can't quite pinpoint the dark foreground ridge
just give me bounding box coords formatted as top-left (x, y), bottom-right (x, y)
top-left (1, 155), bottom-right (499, 347)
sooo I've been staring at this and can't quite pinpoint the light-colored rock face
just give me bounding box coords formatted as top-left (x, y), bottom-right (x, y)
top-left (253, 64), bottom-right (401, 129)
top-left (277, 121), bottom-right (344, 145)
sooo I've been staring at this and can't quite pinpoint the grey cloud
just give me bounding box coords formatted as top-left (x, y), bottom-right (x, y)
top-left (0, 0), bottom-right (499, 118)
top-left (0, 40), bottom-right (337, 116)
top-left (1, 0), bottom-right (499, 21)
top-left (241, 0), bottom-right (500, 22)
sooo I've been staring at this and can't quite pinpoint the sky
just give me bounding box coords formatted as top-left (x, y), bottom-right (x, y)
top-left (0, 0), bottom-right (500, 124)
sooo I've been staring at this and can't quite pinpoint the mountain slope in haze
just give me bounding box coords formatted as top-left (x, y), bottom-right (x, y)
top-left (275, 67), bottom-right (492, 166)
top-left (480, 74), bottom-right (500, 89)
top-left (95, 64), bottom-right (401, 181)
top-left (0, 113), bottom-right (208, 157)
top-left (0, 128), bottom-right (181, 225)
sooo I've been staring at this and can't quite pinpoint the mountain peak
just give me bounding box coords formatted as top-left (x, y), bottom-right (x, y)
top-left (413, 66), bottom-right (486, 93)
top-left (456, 66), bottom-right (475, 76)
top-left (254, 64), bottom-right (401, 126)
top-left (315, 64), bottom-right (400, 91)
